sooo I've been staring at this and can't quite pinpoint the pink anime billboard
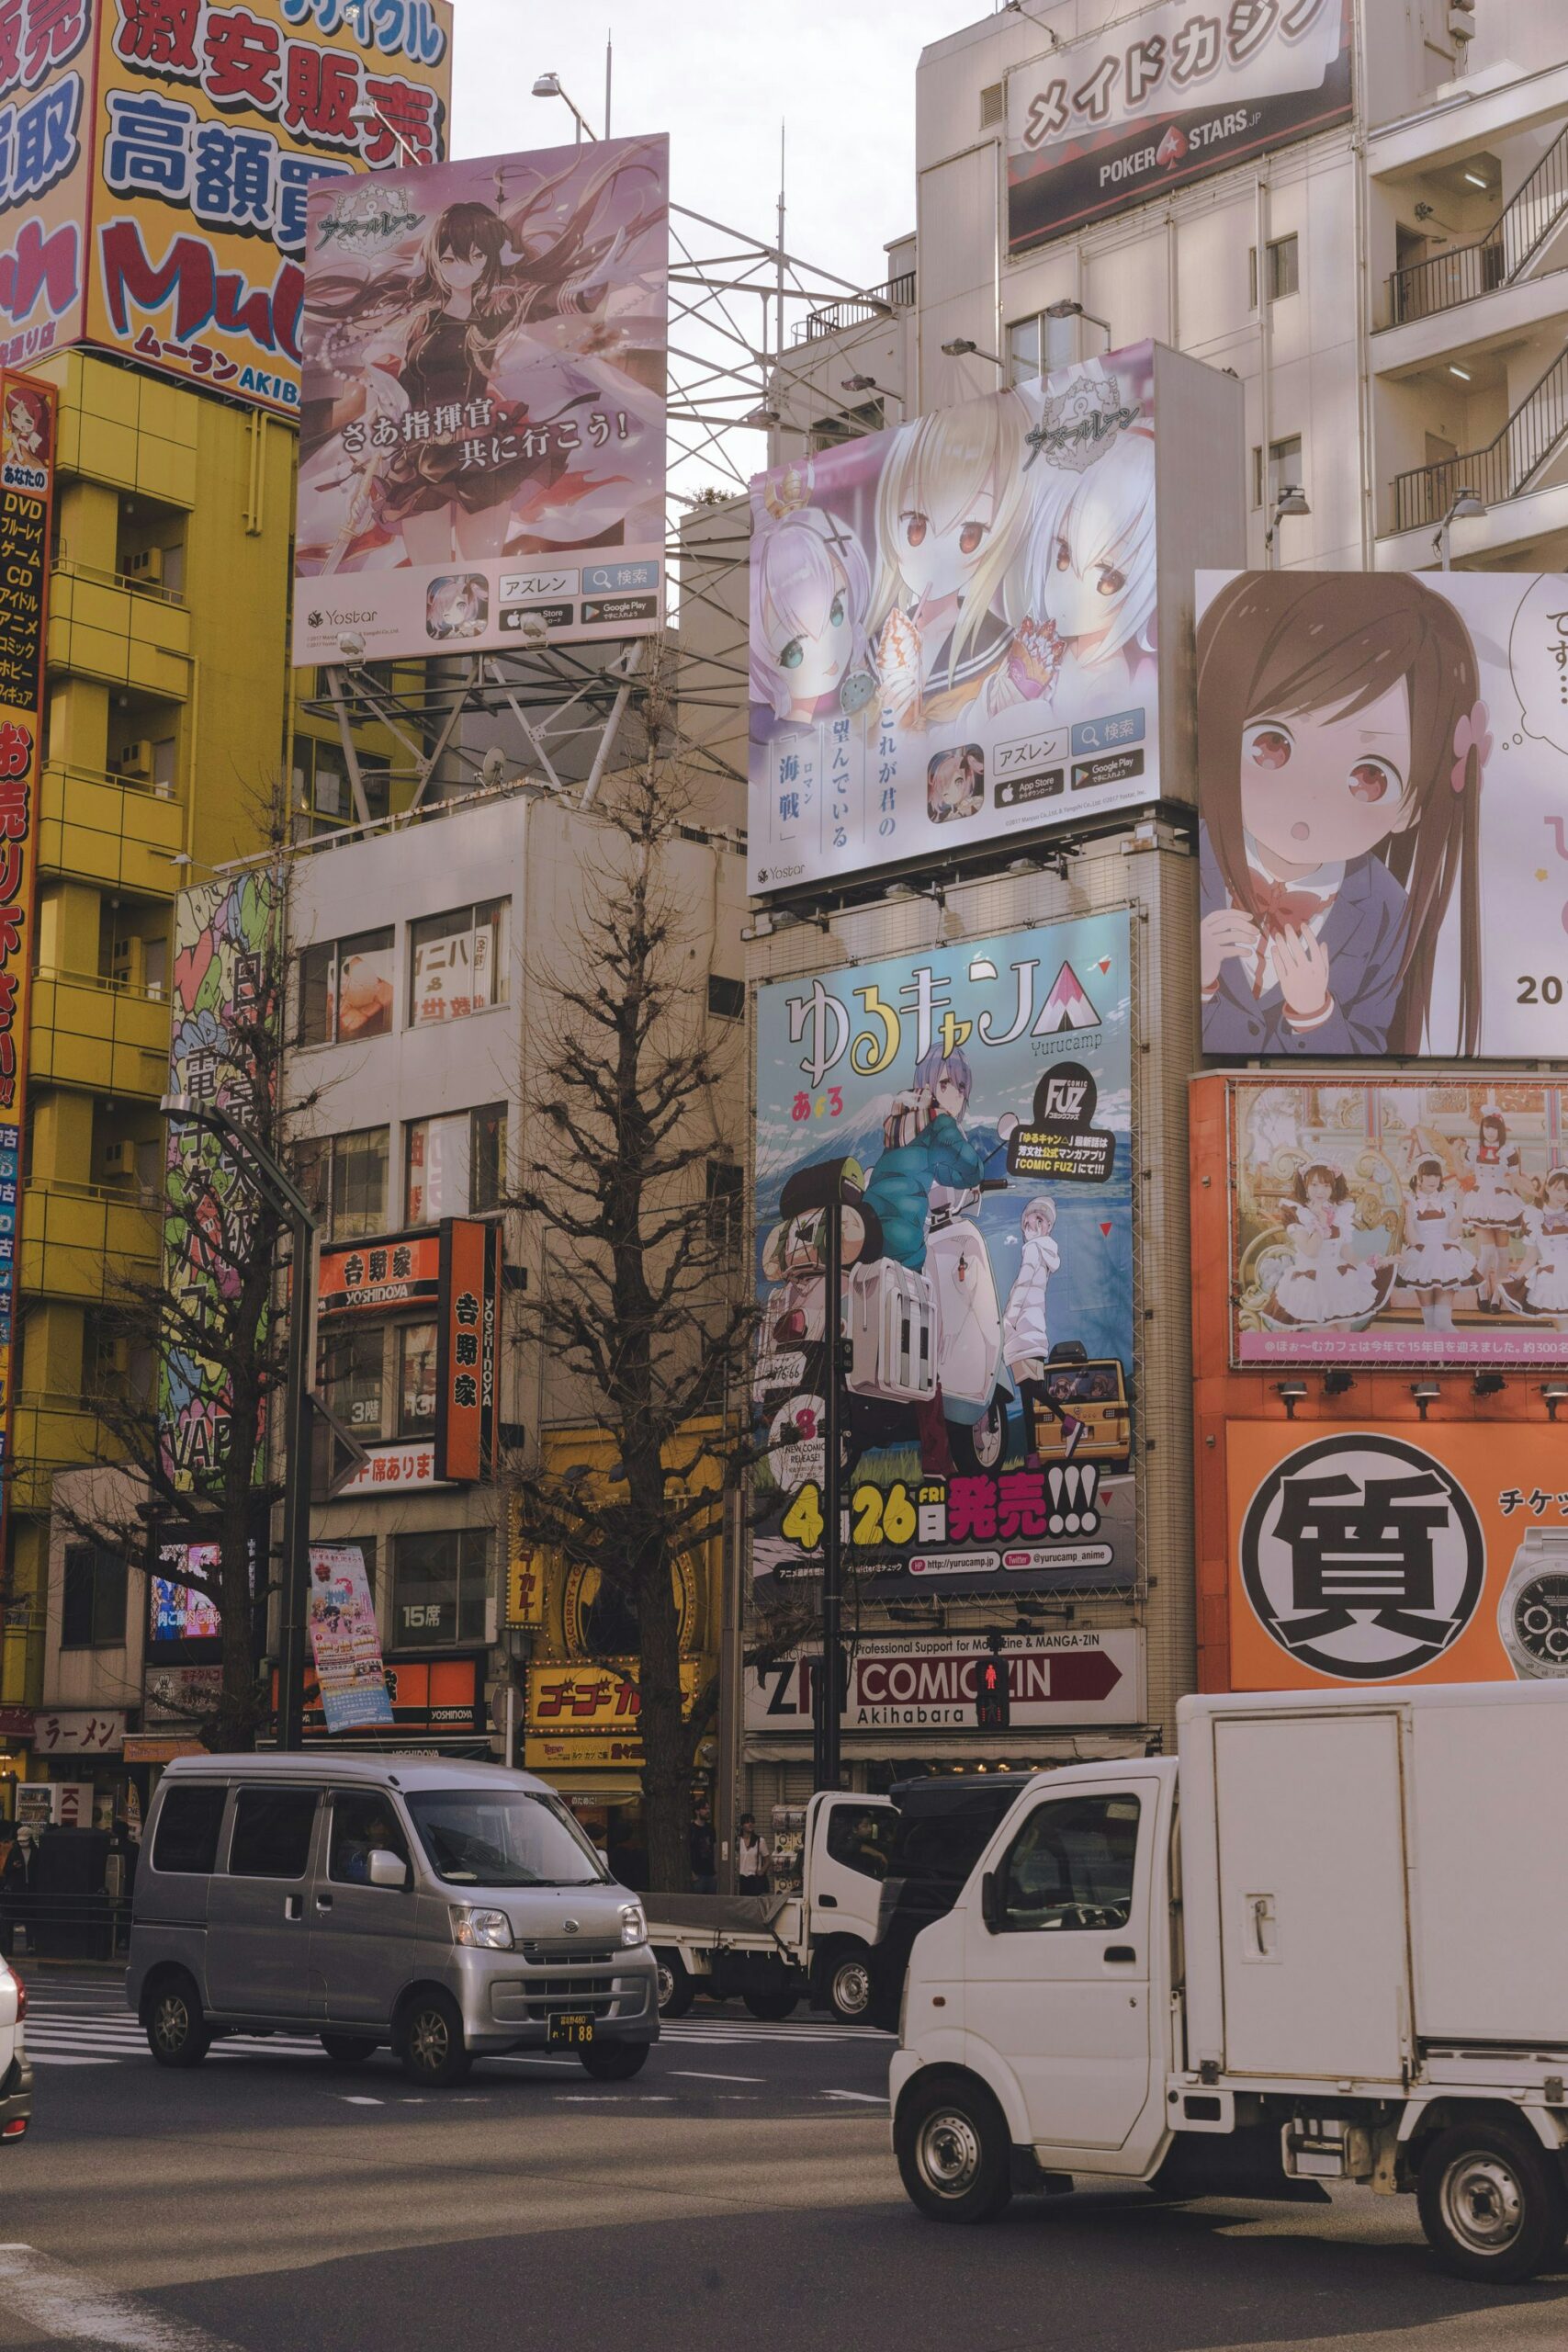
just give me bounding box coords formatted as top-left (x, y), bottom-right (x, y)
top-left (292, 136), bottom-right (668, 666)
top-left (748, 343), bottom-right (1161, 896)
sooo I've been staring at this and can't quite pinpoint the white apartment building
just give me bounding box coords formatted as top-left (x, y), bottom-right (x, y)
top-left (777, 0), bottom-right (1568, 576)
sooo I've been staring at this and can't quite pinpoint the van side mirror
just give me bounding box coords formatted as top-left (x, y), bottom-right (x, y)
top-left (367, 1849), bottom-right (409, 1890)
top-left (980, 1870), bottom-right (1002, 1933)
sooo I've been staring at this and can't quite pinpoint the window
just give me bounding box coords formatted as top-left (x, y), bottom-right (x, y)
top-left (406, 1787), bottom-right (607, 1887)
top-left (1252, 433), bottom-right (1304, 511)
top-left (1248, 232), bottom-right (1299, 307)
top-left (995, 1793), bottom-right (1141, 1932)
top-left (406, 1105), bottom-right (506, 1223)
top-left (152, 1783), bottom-right (228, 1875)
top-left (808, 397), bottom-right (883, 454)
top-left (228, 1786), bottom-right (321, 1879)
top-left (328, 1791), bottom-right (412, 1885)
top-left (329, 1125), bottom-right (389, 1239)
top-left (705, 1159), bottom-right (744, 1260)
top-left (398, 1321), bottom-right (438, 1438)
top-left (979, 80), bottom-right (1003, 128)
top-left (293, 739), bottom-right (389, 832)
top-left (1008, 308), bottom-right (1078, 388)
top-left (706, 973), bottom-right (744, 1022)
top-left (318, 1323), bottom-right (385, 1439)
top-left (392, 1528), bottom-right (489, 1648)
top-left (298, 928), bottom-right (394, 1046)
top-left (825, 1804), bottom-right (895, 1880)
top-left (61, 1543), bottom-right (127, 1648)
top-left (409, 900), bottom-right (507, 1026)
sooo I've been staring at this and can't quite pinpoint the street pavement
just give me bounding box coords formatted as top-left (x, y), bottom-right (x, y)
top-left (5, 1968), bottom-right (1568, 2351)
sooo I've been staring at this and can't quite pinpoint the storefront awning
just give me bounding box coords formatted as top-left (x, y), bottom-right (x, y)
top-left (535, 1770), bottom-right (645, 1801)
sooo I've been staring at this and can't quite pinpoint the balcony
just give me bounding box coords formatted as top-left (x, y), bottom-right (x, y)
top-left (17, 1179), bottom-right (160, 1306)
top-left (39, 761), bottom-right (183, 898)
top-left (1388, 125), bottom-right (1568, 328)
top-left (1389, 341), bottom-right (1568, 534)
top-left (9, 1394), bottom-right (120, 1503)
top-left (29, 968), bottom-right (174, 1100)
top-left (795, 270), bottom-right (916, 345)
top-left (47, 562), bottom-right (191, 700)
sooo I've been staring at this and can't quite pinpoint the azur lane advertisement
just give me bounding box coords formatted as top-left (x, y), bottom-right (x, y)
top-left (752, 916), bottom-right (1135, 1602)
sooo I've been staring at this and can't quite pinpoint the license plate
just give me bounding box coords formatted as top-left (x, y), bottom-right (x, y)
top-left (547, 2011), bottom-right (595, 2048)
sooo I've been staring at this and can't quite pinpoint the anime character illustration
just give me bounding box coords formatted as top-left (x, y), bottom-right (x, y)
top-left (868, 392), bottom-right (1033, 730)
top-left (1463, 1110), bottom-right (1526, 1305)
top-left (928, 743), bottom-right (985, 823)
top-left (1268, 1161), bottom-right (1390, 1329)
top-left (749, 497), bottom-right (876, 731)
top-left (1503, 1169), bottom-right (1568, 1323)
top-left (299, 142), bottom-right (667, 575)
top-left (1000, 1196), bottom-right (1077, 1467)
top-left (1, 380), bottom-right (47, 470)
top-left (333, 948), bottom-right (393, 1039)
top-left (1197, 572), bottom-right (1485, 1057)
top-left (1395, 1156), bottom-right (1478, 1330)
top-left (426, 572), bottom-right (488, 639)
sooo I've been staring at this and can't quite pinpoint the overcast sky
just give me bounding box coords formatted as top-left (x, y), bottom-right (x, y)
top-left (451, 0), bottom-right (987, 289)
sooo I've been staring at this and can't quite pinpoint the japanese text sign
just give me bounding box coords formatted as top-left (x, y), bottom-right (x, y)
top-left (434, 1214), bottom-right (499, 1483)
top-left (525, 1658), bottom-right (701, 1742)
top-left (746, 1631), bottom-right (1143, 1732)
top-left (33, 1708), bottom-right (126, 1752)
top-left (317, 1227), bottom-right (439, 1315)
top-left (307, 1540), bottom-right (391, 1731)
top-left (1007, 0), bottom-right (1351, 254)
top-left (293, 132), bottom-right (668, 664)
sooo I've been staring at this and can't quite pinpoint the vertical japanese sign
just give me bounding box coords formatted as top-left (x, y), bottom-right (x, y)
top-left (293, 133), bottom-right (669, 664)
top-left (0, 0), bottom-right (94, 368)
top-left (752, 917), bottom-right (1135, 1603)
top-left (1007, 0), bottom-right (1352, 255)
top-left (160, 865), bottom-right (282, 1487)
top-left (0, 369), bottom-right (56, 1559)
top-left (307, 1541), bottom-right (392, 1731)
top-left (434, 1215), bottom-right (499, 1483)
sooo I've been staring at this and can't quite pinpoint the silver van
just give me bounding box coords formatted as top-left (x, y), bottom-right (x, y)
top-left (127, 1753), bottom-right (659, 2086)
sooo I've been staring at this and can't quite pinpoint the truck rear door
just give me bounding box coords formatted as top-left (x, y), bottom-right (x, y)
top-left (1214, 1711), bottom-right (1410, 2084)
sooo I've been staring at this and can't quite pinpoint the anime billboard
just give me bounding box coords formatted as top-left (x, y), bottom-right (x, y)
top-left (1220, 1076), bottom-right (1568, 1369)
top-left (1197, 570), bottom-right (1568, 1059)
top-left (752, 916), bottom-right (1136, 1603)
top-left (293, 134), bottom-right (669, 666)
top-left (1006, 1), bottom-right (1351, 255)
top-left (748, 345), bottom-right (1160, 897)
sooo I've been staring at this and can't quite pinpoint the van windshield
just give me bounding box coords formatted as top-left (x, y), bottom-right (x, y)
top-left (405, 1789), bottom-right (609, 1888)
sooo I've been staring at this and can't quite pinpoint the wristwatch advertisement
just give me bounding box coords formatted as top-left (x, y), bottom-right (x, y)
top-left (1497, 1532), bottom-right (1568, 1679)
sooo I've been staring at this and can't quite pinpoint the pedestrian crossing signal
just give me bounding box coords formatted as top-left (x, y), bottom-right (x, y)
top-left (976, 1655), bottom-right (1010, 1732)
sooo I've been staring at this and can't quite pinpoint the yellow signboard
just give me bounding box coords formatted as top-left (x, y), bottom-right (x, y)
top-left (505, 1526), bottom-right (545, 1628)
top-left (526, 1659), bottom-right (702, 1740)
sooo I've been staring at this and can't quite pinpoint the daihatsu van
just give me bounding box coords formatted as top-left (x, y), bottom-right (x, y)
top-left (127, 1753), bottom-right (658, 2086)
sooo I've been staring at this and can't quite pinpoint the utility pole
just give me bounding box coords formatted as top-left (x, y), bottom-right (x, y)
top-left (813, 1193), bottom-right (844, 1793)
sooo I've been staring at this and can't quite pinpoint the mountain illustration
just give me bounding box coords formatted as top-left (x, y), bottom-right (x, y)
top-left (1038, 960), bottom-right (1101, 1033)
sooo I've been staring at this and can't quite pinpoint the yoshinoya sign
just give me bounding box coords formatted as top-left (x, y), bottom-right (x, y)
top-left (318, 1231), bottom-right (441, 1317)
top-left (1006, 0), bottom-right (1352, 254)
top-left (745, 1631), bottom-right (1143, 1732)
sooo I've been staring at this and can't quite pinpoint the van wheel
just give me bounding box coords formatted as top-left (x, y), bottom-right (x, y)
top-left (1417, 2122), bottom-right (1568, 2282)
top-left (144, 1973), bottom-right (211, 2069)
top-left (579, 2040), bottom-right (649, 2081)
top-left (320, 2034), bottom-right (378, 2067)
top-left (654, 1951), bottom-right (695, 2018)
top-left (743, 1987), bottom-right (798, 2021)
top-left (399, 1991), bottom-right (473, 2088)
top-left (897, 2076), bottom-right (1013, 2224)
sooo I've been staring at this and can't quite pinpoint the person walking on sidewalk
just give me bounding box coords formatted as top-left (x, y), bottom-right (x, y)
top-left (736, 1813), bottom-right (771, 1895)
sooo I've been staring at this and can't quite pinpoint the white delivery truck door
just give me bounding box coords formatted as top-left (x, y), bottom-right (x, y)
top-left (1215, 1712), bottom-right (1409, 2084)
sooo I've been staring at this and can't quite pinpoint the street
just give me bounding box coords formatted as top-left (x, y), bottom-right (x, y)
top-left (0, 1972), bottom-right (1565, 2351)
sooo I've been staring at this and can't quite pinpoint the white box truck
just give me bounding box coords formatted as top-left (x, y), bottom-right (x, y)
top-left (892, 1681), bottom-right (1568, 2280)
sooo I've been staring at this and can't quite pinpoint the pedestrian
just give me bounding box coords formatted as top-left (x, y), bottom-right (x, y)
top-left (736, 1812), bottom-right (770, 1896)
top-left (689, 1800), bottom-right (716, 1895)
top-left (0, 1821), bottom-right (39, 1958)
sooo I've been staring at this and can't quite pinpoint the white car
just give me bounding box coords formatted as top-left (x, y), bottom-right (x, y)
top-left (0, 1952), bottom-right (31, 2143)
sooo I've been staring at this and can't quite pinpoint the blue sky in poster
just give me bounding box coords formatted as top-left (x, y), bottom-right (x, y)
top-left (754, 912), bottom-right (1134, 1376)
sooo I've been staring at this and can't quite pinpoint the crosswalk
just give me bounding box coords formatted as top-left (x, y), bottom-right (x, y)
top-left (20, 1995), bottom-right (886, 2068)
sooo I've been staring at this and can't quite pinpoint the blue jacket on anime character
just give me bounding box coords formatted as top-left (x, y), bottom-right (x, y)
top-left (1198, 821), bottom-right (1411, 1059)
top-left (861, 1045), bottom-right (1008, 1272)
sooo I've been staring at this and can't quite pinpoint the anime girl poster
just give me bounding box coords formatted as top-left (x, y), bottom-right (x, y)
top-left (748, 342), bottom-right (1167, 896)
top-left (1196, 569), bottom-right (1568, 1058)
top-left (293, 137), bottom-right (668, 666)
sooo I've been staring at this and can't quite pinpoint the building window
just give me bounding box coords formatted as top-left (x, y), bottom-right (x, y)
top-left (329, 1126), bottom-right (389, 1239)
top-left (318, 1323), bottom-right (385, 1440)
top-left (392, 1528), bottom-right (489, 1649)
top-left (1007, 308), bottom-right (1079, 388)
top-left (1248, 233), bottom-right (1300, 307)
top-left (1252, 433), bottom-right (1304, 511)
top-left (409, 900), bottom-right (507, 1026)
top-left (293, 740), bottom-right (389, 831)
top-left (808, 397), bottom-right (883, 453)
top-left (298, 928), bottom-right (394, 1046)
top-left (398, 1321), bottom-right (438, 1438)
top-left (406, 1105), bottom-right (507, 1224)
top-left (706, 973), bottom-right (744, 1022)
top-left (705, 1158), bottom-right (744, 1260)
top-left (61, 1544), bottom-right (128, 1648)
top-left (979, 80), bottom-right (1003, 128)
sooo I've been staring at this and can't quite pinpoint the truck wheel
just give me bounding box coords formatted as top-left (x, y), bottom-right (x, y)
top-left (580, 2040), bottom-right (650, 2081)
top-left (1417, 2121), bottom-right (1568, 2283)
top-left (897, 2076), bottom-right (1013, 2224)
top-left (743, 1988), bottom-right (799, 2021)
top-left (820, 1948), bottom-right (874, 2024)
top-left (144, 1972), bottom-right (211, 2070)
top-left (654, 1951), bottom-right (695, 2019)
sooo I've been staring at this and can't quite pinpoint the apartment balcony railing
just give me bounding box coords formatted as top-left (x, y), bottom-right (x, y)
top-left (1390, 124), bottom-right (1568, 325)
top-left (1391, 339), bottom-right (1568, 531)
top-left (794, 271), bottom-right (917, 344)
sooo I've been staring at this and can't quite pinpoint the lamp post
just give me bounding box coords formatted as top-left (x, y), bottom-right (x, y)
top-left (531, 71), bottom-right (599, 143)
top-left (940, 337), bottom-right (1006, 368)
top-left (1264, 483), bottom-right (1311, 569)
top-left (161, 1091), bottom-right (319, 1753)
top-left (1434, 485), bottom-right (1485, 571)
top-left (1044, 297), bottom-right (1112, 353)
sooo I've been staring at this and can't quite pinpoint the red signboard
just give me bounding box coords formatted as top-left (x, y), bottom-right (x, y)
top-left (434, 1217), bottom-right (500, 1483)
top-left (272, 1649), bottom-right (483, 1736)
top-left (318, 1229), bottom-right (442, 1317)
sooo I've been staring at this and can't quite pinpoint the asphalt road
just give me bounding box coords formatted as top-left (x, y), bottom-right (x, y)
top-left (6, 1966), bottom-right (1568, 2352)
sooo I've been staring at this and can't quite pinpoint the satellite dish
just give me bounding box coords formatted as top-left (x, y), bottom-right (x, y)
top-left (479, 748), bottom-right (508, 788)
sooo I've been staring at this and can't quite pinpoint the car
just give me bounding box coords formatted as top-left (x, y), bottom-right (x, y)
top-left (0, 1951), bottom-right (31, 2143)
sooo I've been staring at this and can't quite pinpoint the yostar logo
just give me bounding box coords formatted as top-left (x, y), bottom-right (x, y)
top-left (310, 607), bottom-right (375, 628)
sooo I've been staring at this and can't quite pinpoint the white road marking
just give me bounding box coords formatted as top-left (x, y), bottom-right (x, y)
top-left (0, 2245), bottom-right (243, 2350)
top-left (668, 2070), bottom-right (764, 2084)
top-left (24, 2054), bottom-right (117, 2068)
top-left (339, 2095), bottom-right (383, 2106)
top-left (821, 2089), bottom-right (887, 2103)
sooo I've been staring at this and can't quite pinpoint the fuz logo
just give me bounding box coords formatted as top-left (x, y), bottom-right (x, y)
top-left (1042, 1074), bottom-right (1088, 1121)
top-left (1239, 1432), bottom-right (1484, 1680)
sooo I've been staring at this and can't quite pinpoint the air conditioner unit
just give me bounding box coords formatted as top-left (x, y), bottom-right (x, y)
top-left (124, 547), bottom-right (164, 587)
top-left (102, 1140), bottom-right (134, 1178)
top-left (115, 741), bottom-right (154, 782)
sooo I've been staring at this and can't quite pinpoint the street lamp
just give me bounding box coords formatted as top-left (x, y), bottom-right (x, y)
top-left (161, 1091), bottom-right (319, 1754)
top-left (531, 71), bottom-right (599, 143)
top-left (1045, 297), bottom-right (1112, 351)
top-left (1264, 484), bottom-right (1311, 568)
top-left (349, 96), bottom-right (415, 165)
top-left (841, 374), bottom-right (906, 411)
top-left (1433, 484), bottom-right (1485, 570)
top-left (941, 337), bottom-right (1005, 368)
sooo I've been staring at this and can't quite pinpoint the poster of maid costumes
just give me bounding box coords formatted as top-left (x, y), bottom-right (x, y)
top-left (1197, 569), bottom-right (1568, 1059)
top-left (747, 344), bottom-right (1161, 897)
top-left (1226, 1077), bottom-right (1568, 1368)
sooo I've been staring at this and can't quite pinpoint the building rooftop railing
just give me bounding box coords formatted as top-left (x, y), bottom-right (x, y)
top-left (794, 271), bottom-right (916, 344)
